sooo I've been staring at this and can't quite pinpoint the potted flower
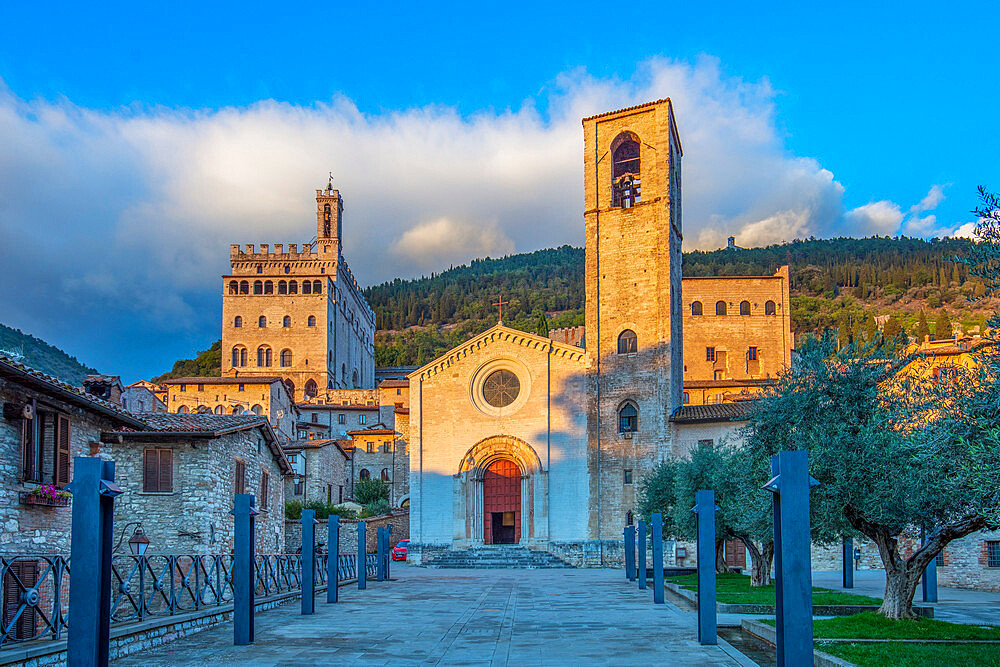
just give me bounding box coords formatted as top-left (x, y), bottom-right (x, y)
top-left (21, 484), bottom-right (71, 507)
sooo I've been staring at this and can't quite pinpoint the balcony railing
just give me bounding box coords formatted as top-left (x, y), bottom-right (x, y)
top-left (0, 552), bottom-right (375, 648)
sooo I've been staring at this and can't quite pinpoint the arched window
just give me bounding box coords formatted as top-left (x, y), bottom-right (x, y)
top-left (765, 300), bottom-right (776, 315)
top-left (214, 405), bottom-right (223, 414)
top-left (257, 346), bottom-right (272, 367)
top-left (258, 316), bottom-right (266, 328)
top-left (197, 405), bottom-right (211, 414)
top-left (251, 404), bottom-right (263, 415)
top-left (253, 280), bottom-right (263, 295)
top-left (256, 266), bottom-right (262, 274)
top-left (626, 510), bottom-right (634, 526)
top-left (359, 469), bottom-right (371, 481)
top-left (611, 132), bottom-right (641, 207)
top-left (232, 346), bottom-right (247, 367)
top-left (618, 401), bottom-right (638, 433)
top-left (323, 203), bottom-right (332, 237)
top-left (280, 349), bottom-right (293, 367)
top-left (308, 315), bottom-right (316, 327)
top-left (304, 379), bottom-right (318, 399)
top-left (740, 300), bottom-right (751, 316)
top-left (313, 280), bottom-right (322, 294)
top-left (228, 280), bottom-right (238, 295)
top-left (716, 301), bottom-right (728, 316)
top-left (177, 405), bottom-right (189, 414)
top-left (302, 281), bottom-right (312, 295)
top-left (234, 316), bottom-right (242, 328)
top-left (239, 281), bottom-right (249, 294)
top-left (264, 281), bottom-right (273, 294)
top-left (231, 406), bottom-right (240, 415)
top-left (284, 265), bottom-right (290, 274)
top-left (380, 468), bottom-right (390, 482)
top-left (617, 329), bottom-right (637, 354)
top-left (289, 280), bottom-right (298, 294)
top-left (352, 370), bottom-right (359, 388)
top-left (284, 379), bottom-right (295, 396)
top-left (691, 301), bottom-right (703, 316)
top-left (283, 315), bottom-right (291, 328)
top-left (278, 280), bottom-right (287, 295)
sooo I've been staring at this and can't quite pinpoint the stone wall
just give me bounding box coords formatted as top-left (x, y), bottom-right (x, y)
top-left (284, 442), bottom-right (349, 505)
top-left (0, 377), bottom-right (123, 554)
top-left (936, 529), bottom-right (1000, 591)
top-left (351, 441), bottom-right (408, 507)
top-left (107, 427), bottom-right (286, 555)
top-left (284, 511), bottom-right (409, 555)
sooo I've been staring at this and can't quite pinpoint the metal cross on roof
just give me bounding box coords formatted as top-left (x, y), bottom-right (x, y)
top-left (493, 296), bottom-right (508, 325)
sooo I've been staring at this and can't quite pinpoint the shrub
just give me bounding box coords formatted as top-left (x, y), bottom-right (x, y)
top-left (354, 478), bottom-right (389, 505)
top-left (285, 500), bottom-right (358, 520)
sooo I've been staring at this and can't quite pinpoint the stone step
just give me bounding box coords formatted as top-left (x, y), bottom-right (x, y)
top-left (424, 546), bottom-right (574, 569)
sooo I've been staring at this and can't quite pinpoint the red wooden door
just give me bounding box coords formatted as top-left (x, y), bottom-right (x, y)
top-left (483, 460), bottom-right (520, 544)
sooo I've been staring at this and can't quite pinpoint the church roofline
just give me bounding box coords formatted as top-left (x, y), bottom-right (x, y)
top-left (408, 324), bottom-right (586, 381)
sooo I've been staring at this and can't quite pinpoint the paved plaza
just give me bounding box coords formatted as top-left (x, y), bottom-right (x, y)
top-left (121, 565), bottom-right (750, 666)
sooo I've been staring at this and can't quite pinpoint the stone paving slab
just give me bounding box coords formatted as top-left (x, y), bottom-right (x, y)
top-left (119, 565), bottom-right (744, 666)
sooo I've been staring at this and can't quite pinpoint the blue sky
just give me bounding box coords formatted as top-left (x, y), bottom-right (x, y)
top-left (0, 1), bottom-right (996, 381)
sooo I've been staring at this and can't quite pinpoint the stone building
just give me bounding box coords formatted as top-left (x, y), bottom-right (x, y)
top-left (0, 354), bottom-right (146, 554)
top-left (102, 413), bottom-right (291, 555)
top-left (297, 398), bottom-right (379, 439)
top-left (407, 99), bottom-right (790, 566)
top-left (162, 376), bottom-right (298, 440)
top-left (220, 181), bottom-right (376, 401)
top-left (345, 425), bottom-right (408, 507)
top-left (283, 438), bottom-right (350, 505)
top-left (122, 382), bottom-right (166, 413)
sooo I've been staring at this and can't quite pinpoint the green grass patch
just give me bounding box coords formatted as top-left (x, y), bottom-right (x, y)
top-left (761, 612), bottom-right (1000, 640)
top-left (666, 572), bottom-right (881, 606)
top-left (817, 642), bottom-right (1000, 667)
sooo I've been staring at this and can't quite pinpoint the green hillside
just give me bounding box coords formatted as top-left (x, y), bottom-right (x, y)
top-left (155, 236), bottom-right (996, 376)
top-left (0, 323), bottom-right (98, 385)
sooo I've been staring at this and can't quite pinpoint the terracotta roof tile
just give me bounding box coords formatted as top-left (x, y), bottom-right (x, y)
top-left (670, 402), bottom-right (754, 424)
top-left (582, 98), bottom-right (671, 122)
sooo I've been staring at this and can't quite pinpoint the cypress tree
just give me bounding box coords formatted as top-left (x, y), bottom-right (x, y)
top-left (914, 311), bottom-right (931, 344)
top-left (933, 311), bottom-right (954, 340)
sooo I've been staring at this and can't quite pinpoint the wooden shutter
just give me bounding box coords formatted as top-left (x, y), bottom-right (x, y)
top-left (158, 449), bottom-right (173, 493)
top-left (21, 417), bottom-right (36, 483)
top-left (143, 449), bottom-right (158, 492)
top-left (260, 470), bottom-right (269, 509)
top-left (3, 560), bottom-right (38, 640)
top-left (55, 415), bottom-right (71, 487)
top-left (235, 460), bottom-right (246, 495)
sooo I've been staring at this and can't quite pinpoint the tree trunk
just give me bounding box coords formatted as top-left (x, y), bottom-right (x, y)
top-left (740, 537), bottom-right (774, 587)
top-left (715, 538), bottom-right (727, 574)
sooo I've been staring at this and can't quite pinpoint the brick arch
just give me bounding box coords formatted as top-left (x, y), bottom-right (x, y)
top-left (457, 435), bottom-right (542, 476)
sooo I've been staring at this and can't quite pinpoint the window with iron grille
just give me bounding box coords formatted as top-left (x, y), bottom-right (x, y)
top-left (748, 347), bottom-right (758, 361)
top-left (988, 541), bottom-right (1000, 568)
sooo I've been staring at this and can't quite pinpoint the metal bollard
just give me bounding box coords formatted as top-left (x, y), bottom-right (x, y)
top-left (922, 528), bottom-right (938, 603)
top-left (67, 457), bottom-right (121, 667)
top-left (358, 521), bottom-right (367, 590)
top-left (376, 526), bottom-right (386, 581)
top-left (327, 515), bottom-right (340, 603)
top-left (231, 494), bottom-right (258, 645)
top-left (693, 490), bottom-right (718, 646)
top-left (763, 450), bottom-right (818, 667)
top-left (624, 525), bottom-right (636, 581)
top-left (842, 537), bottom-right (854, 589)
top-left (301, 509), bottom-right (317, 614)
top-left (651, 512), bottom-right (664, 604)
top-left (637, 519), bottom-right (647, 590)
top-left (386, 523), bottom-right (393, 579)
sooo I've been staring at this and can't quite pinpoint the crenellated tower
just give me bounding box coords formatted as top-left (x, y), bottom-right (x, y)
top-left (316, 176), bottom-right (343, 257)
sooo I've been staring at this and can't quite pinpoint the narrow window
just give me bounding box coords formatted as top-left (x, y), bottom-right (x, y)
top-left (20, 408), bottom-right (37, 483)
top-left (683, 392), bottom-right (690, 404)
top-left (626, 511), bottom-right (634, 526)
top-left (143, 448), bottom-right (173, 493)
top-left (691, 301), bottom-right (703, 316)
top-left (239, 280), bottom-right (249, 294)
top-left (280, 349), bottom-right (292, 367)
top-left (359, 468), bottom-right (371, 481)
top-left (765, 300), bottom-right (776, 315)
top-left (302, 281), bottom-right (312, 295)
top-left (260, 470), bottom-right (269, 510)
top-left (323, 203), bottom-right (332, 237)
top-left (618, 402), bottom-right (638, 433)
top-left (311, 413), bottom-right (319, 423)
top-left (338, 414), bottom-right (346, 425)
top-left (706, 347), bottom-right (716, 362)
top-left (284, 265), bottom-right (290, 274)
top-left (748, 346), bottom-right (758, 361)
top-left (257, 346), bottom-right (272, 367)
top-left (313, 280), bottom-right (322, 293)
top-left (716, 301), bottom-right (727, 316)
top-left (278, 280), bottom-right (287, 295)
top-left (359, 414), bottom-right (367, 425)
top-left (228, 280), bottom-right (239, 295)
top-left (308, 316), bottom-right (316, 327)
top-left (180, 384), bottom-right (186, 392)
top-left (623, 469), bottom-right (633, 485)
top-left (258, 315), bottom-right (266, 328)
top-left (256, 266), bottom-right (262, 274)
top-left (740, 300), bottom-right (751, 316)
top-left (283, 315), bottom-right (291, 327)
top-left (617, 329), bottom-right (637, 354)
top-left (54, 415), bottom-right (70, 487)
top-left (367, 442), bottom-right (375, 453)
top-left (611, 132), bottom-right (641, 208)
top-left (352, 370), bottom-right (359, 388)
top-left (234, 316), bottom-right (242, 328)
top-left (380, 468), bottom-right (390, 482)
top-left (234, 459), bottom-right (246, 495)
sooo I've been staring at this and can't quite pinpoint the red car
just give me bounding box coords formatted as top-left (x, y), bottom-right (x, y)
top-left (391, 539), bottom-right (410, 561)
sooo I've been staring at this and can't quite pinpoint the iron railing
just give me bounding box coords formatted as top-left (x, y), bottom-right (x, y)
top-left (0, 552), bottom-right (377, 648)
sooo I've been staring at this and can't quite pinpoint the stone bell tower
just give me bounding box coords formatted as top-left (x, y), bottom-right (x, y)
top-left (316, 175), bottom-right (343, 258)
top-left (582, 98), bottom-right (684, 542)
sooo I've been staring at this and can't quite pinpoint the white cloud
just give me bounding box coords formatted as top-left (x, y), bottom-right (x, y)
top-left (0, 57), bottom-right (952, 377)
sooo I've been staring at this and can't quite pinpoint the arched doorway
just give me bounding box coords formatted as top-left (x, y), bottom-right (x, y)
top-left (483, 459), bottom-right (520, 544)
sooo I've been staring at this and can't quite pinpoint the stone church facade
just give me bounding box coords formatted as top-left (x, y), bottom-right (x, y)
top-left (221, 181), bottom-right (376, 402)
top-left (409, 99), bottom-right (696, 565)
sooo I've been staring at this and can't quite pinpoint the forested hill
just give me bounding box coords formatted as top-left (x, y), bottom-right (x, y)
top-left (365, 236), bottom-right (992, 367)
top-left (0, 323), bottom-right (98, 385)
